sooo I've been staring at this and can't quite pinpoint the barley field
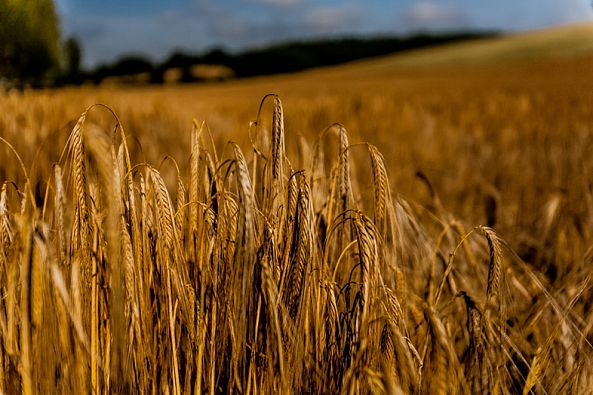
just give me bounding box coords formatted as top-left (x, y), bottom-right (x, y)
top-left (1, 25), bottom-right (593, 394)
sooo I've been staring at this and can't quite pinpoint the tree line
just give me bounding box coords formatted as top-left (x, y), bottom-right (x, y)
top-left (86, 31), bottom-right (498, 85)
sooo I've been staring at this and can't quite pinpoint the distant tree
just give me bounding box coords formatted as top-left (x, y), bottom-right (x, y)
top-left (180, 65), bottom-right (194, 83)
top-left (162, 51), bottom-right (199, 70)
top-left (0, 0), bottom-right (61, 86)
top-left (109, 56), bottom-right (153, 76)
top-left (91, 65), bottom-right (110, 85)
top-left (149, 66), bottom-right (165, 84)
top-left (202, 48), bottom-right (231, 65)
top-left (64, 36), bottom-right (82, 82)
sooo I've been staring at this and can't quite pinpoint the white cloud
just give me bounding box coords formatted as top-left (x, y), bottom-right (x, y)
top-left (401, 2), bottom-right (467, 30)
top-left (304, 4), bottom-right (365, 33)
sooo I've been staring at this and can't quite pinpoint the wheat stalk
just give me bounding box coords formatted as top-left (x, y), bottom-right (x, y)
top-left (481, 226), bottom-right (503, 305)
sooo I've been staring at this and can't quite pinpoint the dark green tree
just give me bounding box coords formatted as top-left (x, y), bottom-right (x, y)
top-left (0, 0), bottom-right (61, 86)
top-left (64, 36), bottom-right (82, 81)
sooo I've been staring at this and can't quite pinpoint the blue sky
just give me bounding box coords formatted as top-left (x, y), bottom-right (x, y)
top-left (54, 0), bottom-right (593, 67)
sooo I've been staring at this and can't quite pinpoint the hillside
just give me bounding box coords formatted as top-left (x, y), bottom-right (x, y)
top-left (326, 22), bottom-right (593, 74)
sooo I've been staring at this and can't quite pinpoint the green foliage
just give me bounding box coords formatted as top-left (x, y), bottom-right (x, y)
top-left (64, 37), bottom-right (81, 78)
top-left (0, 0), bottom-right (61, 85)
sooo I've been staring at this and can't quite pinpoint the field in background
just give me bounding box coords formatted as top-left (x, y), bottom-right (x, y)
top-left (1, 23), bottom-right (593, 393)
top-left (5, 23), bottom-right (593, 246)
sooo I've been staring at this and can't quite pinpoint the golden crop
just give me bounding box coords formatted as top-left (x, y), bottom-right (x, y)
top-left (1, 38), bottom-right (593, 393)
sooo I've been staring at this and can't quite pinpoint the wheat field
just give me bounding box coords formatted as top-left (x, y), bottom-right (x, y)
top-left (2, 28), bottom-right (593, 394)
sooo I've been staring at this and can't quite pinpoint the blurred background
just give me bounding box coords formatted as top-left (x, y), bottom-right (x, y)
top-left (1, 0), bottom-right (592, 88)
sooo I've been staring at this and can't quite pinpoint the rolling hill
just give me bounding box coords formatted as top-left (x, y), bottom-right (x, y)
top-left (336, 22), bottom-right (593, 73)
